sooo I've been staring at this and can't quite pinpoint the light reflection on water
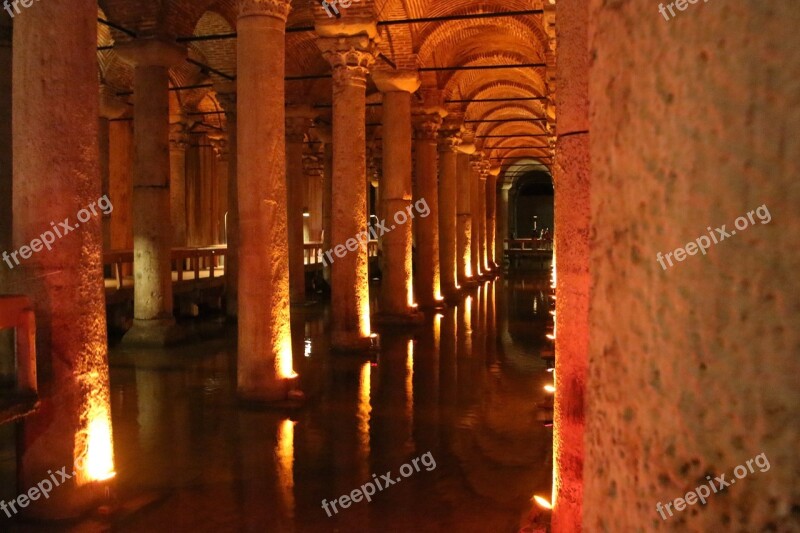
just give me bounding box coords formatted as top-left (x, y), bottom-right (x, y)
top-left (95, 274), bottom-right (554, 532)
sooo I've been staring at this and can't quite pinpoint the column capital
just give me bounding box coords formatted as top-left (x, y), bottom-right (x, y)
top-left (372, 70), bottom-right (420, 94)
top-left (99, 84), bottom-right (129, 120)
top-left (458, 142), bottom-right (477, 155)
top-left (115, 39), bottom-right (186, 68)
top-left (169, 115), bottom-right (192, 152)
top-left (209, 134), bottom-right (229, 162)
top-left (317, 32), bottom-right (380, 88)
top-left (286, 104), bottom-right (317, 143)
top-left (238, 0), bottom-right (292, 22)
top-left (413, 108), bottom-right (446, 140)
top-left (438, 125), bottom-right (462, 152)
top-left (488, 165), bottom-right (502, 177)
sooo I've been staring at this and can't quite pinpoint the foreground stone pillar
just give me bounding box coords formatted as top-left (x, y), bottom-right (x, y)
top-left (582, 1), bottom-right (800, 532)
top-left (437, 125), bottom-right (461, 297)
top-left (14, 0), bottom-right (115, 516)
top-left (456, 144), bottom-right (476, 285)
top-left (286, 106), bottom-right (316, 304)
top-left (317, 25), bottom-right (378, 350)
top-left (117, 39), bottom-right (186, 346)
top-left (374, 70), bottom-right (420, 320)
top-left (169, 115), bottom-right (190, 247)
top-left (217, 85), bottom-right (239, 318)
top-left (0, 17), bottom-right (11, 292)
top-left (236, 0), bottom-right (297, 400)
top-left (413, 108), bottom-right (445, 308)
top-left (486, 166), bottom-right (499, 270)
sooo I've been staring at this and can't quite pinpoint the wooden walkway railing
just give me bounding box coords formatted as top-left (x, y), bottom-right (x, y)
top-left (0, 295), bottom-right (38, 424)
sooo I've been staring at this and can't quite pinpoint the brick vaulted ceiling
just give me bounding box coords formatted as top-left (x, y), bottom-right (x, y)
top-left (98, 0), bottom-right (556, 171)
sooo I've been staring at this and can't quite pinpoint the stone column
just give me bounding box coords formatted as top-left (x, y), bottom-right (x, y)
top-left (13, 0), bottom-right (115, 516)
top-left (472, 157), bottom-right (488, 278)
top-left (317, 125), bottom-right (333, 283)
top-left (437, 124), bottom-right (461, 298)
top-left (486, 166), bottom-right (500, 270)
top-left (412, 108), bottom-right (446, 308)
top-left (216, 85), bottom-right (239, 318)
top-left (317, 25), bottom-right (379, 350)
top-left (496, 181), bottom-right (511, 270)
top-left (456, 143), bottom-right (476, 286)
top-left (286, 106), bottom-right (315, 304)
top-left (373, 70), bottom-right (421, 321)
top-left (236, 0), bottom-right (297, 401)
top-left (169, 115), bottom-right (190, 247)
top-left (116, 39), bottom-right (186, 346)
top-left (98, 85), bottom-right (127, 251)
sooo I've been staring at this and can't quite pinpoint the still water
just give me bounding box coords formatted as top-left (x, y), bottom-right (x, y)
top-left (10, 274), bottom-right (554, 532)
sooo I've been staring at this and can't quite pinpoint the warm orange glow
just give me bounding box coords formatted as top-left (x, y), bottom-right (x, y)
top-left (533, 495), bottom-right (553, 510)
top-left (276, 419), bottom-right (296, 513)
top-left (277, 336), bottom-right (298, 379)
top-left (544, 384), bottom-right (556, 393)
top-left (406, 340), bottom-right (414, 412)
top-left (75, 403), bottom-right (115, 485)
top-left (434, 313), bottom-right (442, 350)
top-left (359, 291), bottom-right (372, 339)
top-left (357, 362), bottom-right (372, 454)
top-left (465, 295), bottom-right (472, 329)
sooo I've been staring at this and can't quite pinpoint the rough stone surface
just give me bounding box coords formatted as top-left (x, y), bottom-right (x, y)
top-left (584, 1), bottom-right (800, 531)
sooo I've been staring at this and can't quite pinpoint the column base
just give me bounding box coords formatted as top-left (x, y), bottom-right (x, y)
top-left (458, 278), bottom-right (480, 289)
top-left (417, 299), bottom-right (448, 311)
top-left (331, 333), bottom-right (377, 354)
top-left (372, 309), bottom-right (426, 326)
top-left (121, 318), bottom-right (188, 347)
top-left (238, 378), bottom-right (304, 408)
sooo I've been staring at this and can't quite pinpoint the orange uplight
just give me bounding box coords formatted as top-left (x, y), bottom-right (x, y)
top-left (75, 403), bottom-right (115, 485)
top-left (277, 337), bottom-right (298, 379)
top-left (544, 384), bottom-right (556, 393)
top-left (533, 495), bottom-right (553, 510)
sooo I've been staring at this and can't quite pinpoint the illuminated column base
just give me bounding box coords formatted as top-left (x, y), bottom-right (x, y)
top-left (317, 26), bottom-right (379, 351)
top-left (413, 107), bottom-right (446, 308)
top-left (236, 0), bottom-right (299, 401)
top-left (437, 125), bottom-right (462, 299)
top-left (374, 71), bottom-right (422, 323)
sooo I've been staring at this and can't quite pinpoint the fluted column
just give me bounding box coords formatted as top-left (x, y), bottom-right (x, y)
top-left (169, 115), bottom-right (190, 247)
top-left (13, 0), bottom-right (115, 516)
top-left (437, 124), bottom-right (461, 298)
top-left (456, 142), bottom-right (476, 286)
top-left (116, 39), bottom-right (186, 346)
top-left (216, 85), bottom-right (239, 318)
top-left (236, 0), bottom-right (297, 401)
top-left (374, 70), bottom-right (420, 320)
top-left (317, 26), bottom-right (379, 350)
top-left (286, 106), bottom-right (316, 304)
top-left (413, 108), bottom-right (446, 308)
top-left (486, 166), bottom-right (500, 270)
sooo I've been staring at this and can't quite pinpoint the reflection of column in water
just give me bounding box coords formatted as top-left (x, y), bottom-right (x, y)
top-left (406, 339), bottom-right (414, 454)
top-left (374, 333), bottom-right (415, 465)
top-left (414, 314), bottom-right (441, 452)
top-left (357, 361), bottom-right (372, 479)
top-left (457, 297), bottom-right (474, 407)
top-left (438, 307), bottom-right (457, 451)
top-left (275, 419), bottom-right (296, 517)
